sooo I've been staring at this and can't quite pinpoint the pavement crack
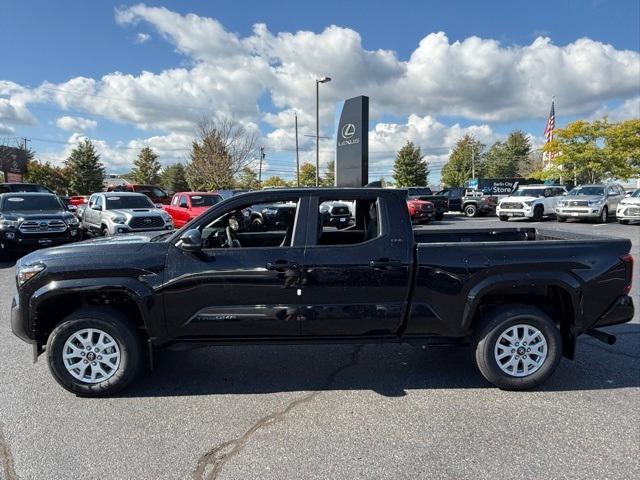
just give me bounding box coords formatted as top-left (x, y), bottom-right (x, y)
top-left (192, 345), bottom-right (364, 480)
top-left (0, 423), bottom-right (17, 480)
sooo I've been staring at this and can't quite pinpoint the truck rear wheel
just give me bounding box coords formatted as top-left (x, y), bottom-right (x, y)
top-left (473, 305), bottom-right (561, 390)
top-left (532, 205), bottom-right (544, 221)
top-left (464, 204), bottom-right (477, 217)
top-left (46, 308), bottom-right (143, 397)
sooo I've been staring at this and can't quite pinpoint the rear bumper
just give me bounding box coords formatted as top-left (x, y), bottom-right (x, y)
top-left (593, 295), bottom-right (635, 328)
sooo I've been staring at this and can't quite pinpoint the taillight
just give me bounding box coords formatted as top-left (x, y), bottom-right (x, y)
top-left (621, 254), bottom-right (633, 295)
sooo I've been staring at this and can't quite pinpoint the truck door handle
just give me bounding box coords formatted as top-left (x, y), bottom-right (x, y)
top-left (266, 260), bottom-right (299, 271)
top-left (369, 258), bottom-right (402, 269)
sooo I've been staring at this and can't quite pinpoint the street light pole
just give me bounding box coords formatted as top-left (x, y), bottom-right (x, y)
top-left (315, 76), bottom-right (331, 187)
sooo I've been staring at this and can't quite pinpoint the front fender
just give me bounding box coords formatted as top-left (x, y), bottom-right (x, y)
top-left (29, 277), bottom-right (164, 339)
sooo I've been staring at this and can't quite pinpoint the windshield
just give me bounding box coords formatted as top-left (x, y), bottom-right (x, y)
top-left (1, 195), bottom-right (62, 211)
top-left (631, 189), bottom-right (640, 198)
top-left (512, 188), bottom-right (544, 197)
top-left (569, 186), bottom-right (604, 196)
top-left (105, 196), bottom-right (154, 209)
top-left (190, 195), bottom-right (223, 207)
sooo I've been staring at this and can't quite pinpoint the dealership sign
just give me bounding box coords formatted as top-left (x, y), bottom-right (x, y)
top-left (335, 96), bottom-right (369, 187)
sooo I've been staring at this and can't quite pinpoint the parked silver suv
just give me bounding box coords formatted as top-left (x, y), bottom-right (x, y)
top-left (79, 192), bottom-right (173, 236)
top-left (555, 184), bottom-right (626, 223)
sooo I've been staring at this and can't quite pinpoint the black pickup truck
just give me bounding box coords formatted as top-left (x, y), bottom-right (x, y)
top-left (11, 188), bottom-right (634, 396)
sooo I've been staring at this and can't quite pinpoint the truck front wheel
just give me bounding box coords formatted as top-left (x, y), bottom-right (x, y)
top-left (473, 305), bottom-right (561, 390)
top-left (46, 308), bottom-right (143, 396)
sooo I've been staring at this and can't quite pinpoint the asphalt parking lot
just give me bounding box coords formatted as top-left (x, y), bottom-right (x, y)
top-left (0, 215), bottom-right (638, 480)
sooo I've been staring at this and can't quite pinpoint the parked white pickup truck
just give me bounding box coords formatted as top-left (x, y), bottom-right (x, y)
top-left (497, 185), bottom-right (567, 221)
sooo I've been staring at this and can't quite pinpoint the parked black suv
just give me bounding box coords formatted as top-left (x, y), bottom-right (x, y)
top-left (0, 193), bottom-right (80, 259)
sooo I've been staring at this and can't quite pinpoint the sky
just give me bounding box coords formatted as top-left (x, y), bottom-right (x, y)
top-left (1, 0), bottom-right (639, 184)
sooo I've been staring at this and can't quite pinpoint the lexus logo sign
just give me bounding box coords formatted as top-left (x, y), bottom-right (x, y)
top-left (341, 123), bottom-right (355, 139)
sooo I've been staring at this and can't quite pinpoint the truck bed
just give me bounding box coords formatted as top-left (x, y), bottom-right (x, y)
top-left (414, 227), bottom-right (612, 244)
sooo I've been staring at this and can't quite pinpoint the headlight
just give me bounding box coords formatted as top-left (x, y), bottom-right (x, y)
top-left (524, 200), bottom-right (535, 206)
top-left (16, 262), bottom-right (46, 287)
top-left (0, 219), bottom-right (18, 229)
top-left (66, 217), bottom-right (79, 227)
top-left (112, 217), bottom-right (126, 224)
top-left (588, 197), bottom-right (605, 206)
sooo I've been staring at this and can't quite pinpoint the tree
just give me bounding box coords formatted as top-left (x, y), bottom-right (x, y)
top-left (160, 163), bottom-right (189, 193)
top-left (392, 141), bottom-right (429, 187)
top-left (298, 162), bottom-right (317, 187)
top-left (484, 130), bottom-right (531, 178)
top-left (321, 160), bottom-right (335, 187)
top-left (541, 119), bottom-right (638, 184)
top-left (262, 176), bottom-right (290, 188)
top-left (25, 161), bottom-right (69, 194)
top-left (441, 135), bottom-right (485, 187)
top-left (236, 166), bottom-right (259, 190)
top-left (65, 139), bottom-right (105, 194)
top-left (186, 118), bottom-right (258, 191)
top-left (130, 147), bottom-right (161, 184)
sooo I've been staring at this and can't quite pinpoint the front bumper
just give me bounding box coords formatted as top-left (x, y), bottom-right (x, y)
top-left (496, 208), bottom-right (533, 218)
top-left (110, 223), bottom-right (173, 234)
top-left (593, 295), bottom-right (635, 328)
top-left (411, 210), bottom-right (434, 222)
top-left (1, 229), bottom-right (80, 252)
top-left (11, 294), bottom-right (33, 344)
top-left (616, 205), bottom-right (640, 222)
top-left (556, 207), bottom-right (603, 218)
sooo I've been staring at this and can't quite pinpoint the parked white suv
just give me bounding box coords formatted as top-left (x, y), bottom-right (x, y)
top-left (497, 185), bottom-right (567, 221)
top-left (556, 184), bottom-right (626, 223)
top-left (617, 188), bottom-right (640, 224)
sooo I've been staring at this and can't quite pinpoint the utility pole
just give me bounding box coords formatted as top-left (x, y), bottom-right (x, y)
top-left (295, 112), bottom-right (300, 187)
top-left (258, 147), bottom-right (264, 189)
top-left (22, 138), bottom-right (30, 150)
top-left (471, 143), bottom-right (475, 179)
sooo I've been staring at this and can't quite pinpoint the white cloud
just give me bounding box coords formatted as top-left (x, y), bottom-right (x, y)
top-left (136, 32), bottom-right (151, 44)
top-left (591, 96), bottom-right (640, 121)
top-left (55, 115), bottom-right (97, 132)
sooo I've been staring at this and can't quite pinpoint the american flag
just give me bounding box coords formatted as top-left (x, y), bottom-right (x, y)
top-left (543, 100), bottom-right (556, 167)
top-left (544, 100), bottom-right (555, 144)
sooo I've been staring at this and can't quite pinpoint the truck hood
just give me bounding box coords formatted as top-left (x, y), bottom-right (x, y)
top-left (19, 231), bottom-right (168, 264)
top-left (500, 196), bottom-right (539, 204)
top-left (620, 197), bottom-right (640, 205)
top-left (1, 210), bottom-right (73, 221)
top-left (106, 208), bottom-right (164, 218)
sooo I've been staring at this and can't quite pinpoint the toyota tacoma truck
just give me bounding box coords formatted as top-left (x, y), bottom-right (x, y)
top-left (78, 192), bottom-right (173, 236)
top-left (0, 192), bottom-right (80, 259)
top-left (10, 188), bottom-right (634, 396)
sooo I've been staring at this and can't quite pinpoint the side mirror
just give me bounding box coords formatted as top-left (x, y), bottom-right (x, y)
top-left (178, 228), bottom-right (202, 252)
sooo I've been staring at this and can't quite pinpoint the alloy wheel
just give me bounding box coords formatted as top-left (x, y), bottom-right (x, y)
top-left (493, 324), bottom-right (548, 377)
top-left (62, 328), bottom-right (121, 384)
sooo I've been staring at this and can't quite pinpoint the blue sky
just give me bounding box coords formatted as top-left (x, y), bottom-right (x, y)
top-left (1, 0), bottom-right (639, 183)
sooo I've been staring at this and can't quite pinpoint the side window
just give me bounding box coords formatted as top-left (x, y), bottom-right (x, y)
top-left (94, 196), bottom-right (103, 209)
top-left (543, 188), bottom-right (552, 198)
top-left (200, 198), bottom-right (300, 249)
top-left (607, 186), bottom-right (616, 196)
top-left (179, 195), bottom-right (189, 208)
top-left (171, 195), bottom-right (179, 206)
top-left (314, 197), bottom-right (381, 246)
top-left (153, 187), bottom-right (168, 198)
top-left (88, 195), bottom-right (96, 208)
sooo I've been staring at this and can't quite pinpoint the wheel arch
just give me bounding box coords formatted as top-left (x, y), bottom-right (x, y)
top-left (29, 278), bottom-right (161, 348)
top-left (463, 274), bottom-right (580, 359)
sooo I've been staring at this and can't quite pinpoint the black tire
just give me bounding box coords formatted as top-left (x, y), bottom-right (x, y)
top-left (598, 207), bottom-right (608, 224)
top-left (46, 308), bottom-right (143, 396)
top-left (499, 215), bottom-right (509, 222)
top-left (101, 225), bottom-right (110, 236)
top-left (434, 212), bottom-right (444, 221)
top-left (464, 204), bottom-right (478, 217)
top-left (557, 216), bottom-right (566, 222)
top-left (532, 205), bottom-right (544, 221)
top-left (473, 304), bottom-right (562, 390)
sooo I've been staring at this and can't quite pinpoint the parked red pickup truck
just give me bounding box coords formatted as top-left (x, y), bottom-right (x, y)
top-left (163, 192), bottom-right (224, 227)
